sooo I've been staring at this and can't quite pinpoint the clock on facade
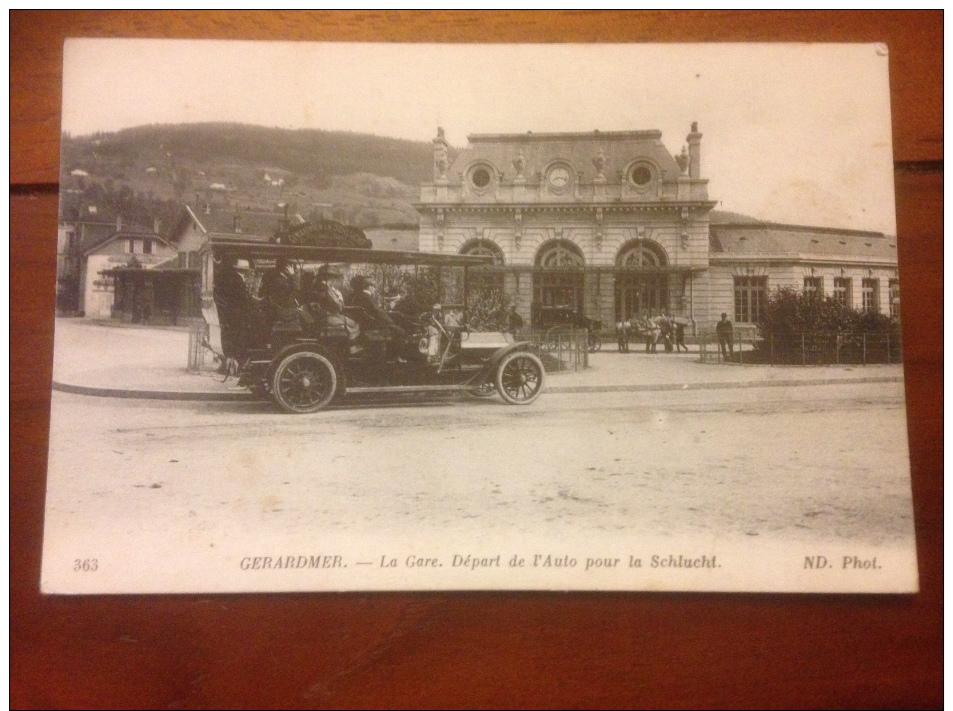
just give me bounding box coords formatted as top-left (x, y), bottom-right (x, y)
top-left (547, 166), bottom-right (571, 189)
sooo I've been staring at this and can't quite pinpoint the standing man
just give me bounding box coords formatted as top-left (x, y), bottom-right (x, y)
top-left (673, 318), bottom-right (689, 352)
top-left (645, 314), bottom-right (662, 353)
top-left (213, 253), bottom-right (249, 360)
top-left (508, 305), bottom-right (524, 340)
top-left (716, 312), bottom-right (734, 360)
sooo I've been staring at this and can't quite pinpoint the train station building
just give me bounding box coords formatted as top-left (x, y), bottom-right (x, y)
top-left (414, 125), bottom-right (900, 334)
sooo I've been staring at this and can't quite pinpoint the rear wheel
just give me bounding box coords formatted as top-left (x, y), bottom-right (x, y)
top-left (271, 351), bottom-right (337, 414)
top-left (495, 352), bottom-right (545, 405)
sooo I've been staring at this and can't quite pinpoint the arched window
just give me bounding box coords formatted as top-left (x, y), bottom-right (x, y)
top-left (460, 238), bottom-right (504, 266)
top-left (614, 240), bottom-right (670, 322)
top-left (533, 240), bottom-right (585, 320)
top-left (617, 240), bottom-right (667, 268)
top-left (536, 240), bottom-right (585, 269)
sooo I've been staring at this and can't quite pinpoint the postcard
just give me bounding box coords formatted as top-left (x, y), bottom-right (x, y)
top-left (42, 40), bottom-right (916, 593)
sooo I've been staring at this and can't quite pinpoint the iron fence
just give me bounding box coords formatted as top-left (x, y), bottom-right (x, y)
top-left (699, 332), bottom-right (902, 366)
top-left (525, 328), bottom-right (590, 372)
top-left (187, 322), bottom-right (212, 372)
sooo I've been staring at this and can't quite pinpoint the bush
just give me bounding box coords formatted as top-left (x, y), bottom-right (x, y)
top-left (754, 287), bottom-right (901, 364)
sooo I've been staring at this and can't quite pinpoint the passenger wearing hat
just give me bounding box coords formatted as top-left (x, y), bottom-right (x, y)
top-left (309, 264), bottom-right (360, 351)
top-left (259, 257), bottom-right (298, 313)
top-left (257, 257), bottom-right (303, 336)
top-left (349, 275), bottom-right (407, 343)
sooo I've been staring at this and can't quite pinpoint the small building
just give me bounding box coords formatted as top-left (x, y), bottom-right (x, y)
top-left (80, 227), bottom-right (176, 321)
top-left (57, 205), bottom-right (123, 314)
top-left (708, 222), bottom-right (900, 323)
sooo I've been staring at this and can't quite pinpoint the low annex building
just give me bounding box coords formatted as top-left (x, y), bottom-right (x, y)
top-left (415, 126), bottom-right (900, 334)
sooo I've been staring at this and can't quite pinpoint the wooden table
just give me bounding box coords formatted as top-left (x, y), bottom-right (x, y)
top-left (11, 11), bottom-right (942, 708)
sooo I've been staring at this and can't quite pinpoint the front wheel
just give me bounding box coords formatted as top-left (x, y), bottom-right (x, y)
top-left (495, 351), bottom-right (545, 405)
top-left (271, 351), bottom-right (337, 414)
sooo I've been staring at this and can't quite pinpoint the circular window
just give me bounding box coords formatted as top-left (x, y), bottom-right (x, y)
top-left (471, 168), bottom-right (491, 188)
top-left (631, 165), bottom-right (653, 186)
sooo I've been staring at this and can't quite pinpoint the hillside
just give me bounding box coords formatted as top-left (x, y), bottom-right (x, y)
top-left (60, 123), bottom-right (439, 228)
top-left (59, 123), bottom-right (764, 233)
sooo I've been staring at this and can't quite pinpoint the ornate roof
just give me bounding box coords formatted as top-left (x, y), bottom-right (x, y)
top-left (448, 130), bottom-right (682, 184)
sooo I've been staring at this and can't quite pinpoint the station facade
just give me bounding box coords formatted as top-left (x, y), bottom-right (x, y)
top-left (414, 126), bottom-right (900, 335)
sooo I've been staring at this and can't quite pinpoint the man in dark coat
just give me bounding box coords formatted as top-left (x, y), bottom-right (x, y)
top-left (716, 312), bottom-right (734, 360)
top-left (259, 258), bottom-right (298, 322)
top-left (213, 254), bottom-right (249, 359)
top-left (508, 305), bottom-right (524, 340)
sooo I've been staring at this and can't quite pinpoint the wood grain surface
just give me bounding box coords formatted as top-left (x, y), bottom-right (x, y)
top-left (11, 11), bottom-right (942, 709)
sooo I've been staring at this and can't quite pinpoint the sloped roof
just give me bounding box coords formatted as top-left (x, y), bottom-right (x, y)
top-left (365, 227), bottom-right (419, 252)
top-left (81, 226), bottom-right (162, 256)
top-left (186, 207), bottom-right (305, 240)
top-left (710, 223), bottom-right (898, 262)
top-left (450, 130), bottom-right (682, 183)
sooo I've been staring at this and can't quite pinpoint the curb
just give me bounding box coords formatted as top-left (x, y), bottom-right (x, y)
top-left (52, 382), bottom-right (252, 401)
top-left (546, 375), bottom-right (902, 394)
top-left (53, 375), bottom-right (904, 402)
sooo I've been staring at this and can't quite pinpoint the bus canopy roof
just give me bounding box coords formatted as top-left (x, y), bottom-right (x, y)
top-left (207, 236), bottom-right (493, 267)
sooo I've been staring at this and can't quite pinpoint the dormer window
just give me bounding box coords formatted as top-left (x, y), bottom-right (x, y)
top-left (630, 165), bottom-right (652, 186)
top-left (127, 239), bottom-right (153, 255)
top-left (471, 168), bottom-right (491, 188)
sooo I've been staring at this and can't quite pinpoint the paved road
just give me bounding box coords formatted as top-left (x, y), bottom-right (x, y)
top-left (42, 380), bottom-right (916, 593)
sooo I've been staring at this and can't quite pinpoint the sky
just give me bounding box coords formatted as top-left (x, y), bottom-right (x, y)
top-left (62, 40), bottom-right (897, 235)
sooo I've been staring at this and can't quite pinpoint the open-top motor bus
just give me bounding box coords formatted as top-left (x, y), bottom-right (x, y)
top-left (200, 225), bottom-right (545, 414)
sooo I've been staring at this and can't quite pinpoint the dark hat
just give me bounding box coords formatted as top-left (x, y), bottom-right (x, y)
top-left (350, 275), bottom-right (371, 291)
top-left (317, 264), bottom-right (343, 279)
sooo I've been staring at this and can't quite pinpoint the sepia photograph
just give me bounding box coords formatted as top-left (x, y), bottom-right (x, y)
top-left (42, 39), bottom-right (916, 594)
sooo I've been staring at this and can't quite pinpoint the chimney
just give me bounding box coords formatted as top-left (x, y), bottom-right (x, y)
top-left (233, 214), bottom-right (242, 233)
top-left (153, 216), bottom-right (161, 235)
top-left (116, 214), bottom-right (123, 232)
top-left (687, 122), bottom-right (702, 180)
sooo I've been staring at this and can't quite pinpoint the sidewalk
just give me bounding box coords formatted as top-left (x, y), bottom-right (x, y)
top-left (51, 318), bottom-right (904, 401)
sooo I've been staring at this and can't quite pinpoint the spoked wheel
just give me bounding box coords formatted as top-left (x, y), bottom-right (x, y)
top-left (467, 379), bottom-right (497, 399)
top-left (495, 352), bottom-right (545, 405)
top-left (271, 351), bottom-right (337, 414)
top-left (545, 326), bottom-right (566, 351)
top-left (588, 333), bottom-right (602, 352)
